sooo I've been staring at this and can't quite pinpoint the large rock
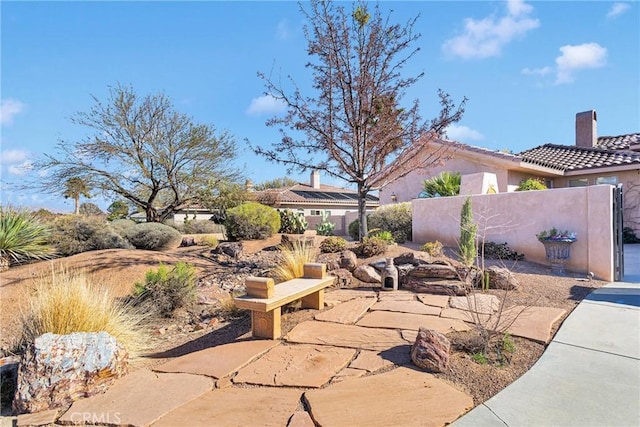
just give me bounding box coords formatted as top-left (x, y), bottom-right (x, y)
top-left (339, 250), bottom-right (358, 271)
top-left (13, 332), bottom-right (128, 414)
top-left (353, 265), bottom-right (381, 283)
top-left (281, 234), bottom-right (315, 248)
top-left (328, 268), bottom-right (354, 288)
top-left (486, 266), bottom-right (520, 290)
top-left (212, 241), bottom-right (243, 258)
top-left (411, 328), bottom-right (450, 373)
top-left (404, 280), bottom-right (468, 296)
top-left (407, 264), bottom-right (460, 280)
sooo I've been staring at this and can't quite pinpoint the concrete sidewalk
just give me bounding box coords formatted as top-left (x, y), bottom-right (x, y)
top-left (454, 244), bottom-right (640, 427)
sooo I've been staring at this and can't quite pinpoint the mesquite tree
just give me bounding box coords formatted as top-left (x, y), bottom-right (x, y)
top-left (32, 84), bottom-right (240, 222)
top-left (254, 0), bottom-right (466, 240)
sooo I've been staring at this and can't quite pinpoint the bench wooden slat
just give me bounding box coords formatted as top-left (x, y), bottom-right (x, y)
top-left (234, 276), bottom-right (335, 312)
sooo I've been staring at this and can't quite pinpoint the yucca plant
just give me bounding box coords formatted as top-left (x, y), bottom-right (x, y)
top-left (18, 267), bottom-right (149, 356)
top-left (0, 205), bottom-right (55, 271)
top-left (421, 171), bottom-right (461, 198)
top-left (273, 239), bottom-right (316, 282)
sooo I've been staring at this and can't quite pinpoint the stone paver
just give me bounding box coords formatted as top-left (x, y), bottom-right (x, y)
top-left (304, 367), bottom-right (473, 427)
top-left (315, 297), bottom-right (376, 324)
top-left (349, 348), bottom-right (411, 372)
top-left (331, 367), bottom-right (367, 383)
top-left (401, 330), bottom-right (418, 343)
top-left (287, 411), bottom-right (316, 427)
top-left (285, 321), bottom-right (406, 351)
top-left (153, 340), bottom-right (279, 378)
top-left (233, 344), bottom-right (355, 388)
top-left (16, 409), bottom-right (59, 427)
top-left (356, 311), bottom-right (471, 334)
top-left (58, 369), bottom-right (213, 427)
top-left (450, 294), bottom-right (499, 314)
top-left (376, 290), bottom-right (417, 301)
top-left (324, 289), bottom-right (378, 303)
top-left (417, 294), bottom-right (450, 308)
top-left (371, 299), bottom-right (442, 315)
top-left (501, 306), bottom-right (566, 343)
top-left (440, 307), bottom-right (491, 324)
top-left (152, 387), bottom-right (302, 427)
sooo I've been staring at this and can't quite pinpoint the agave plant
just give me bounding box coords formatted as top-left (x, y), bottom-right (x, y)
top-left (0, 205), bottom-right (55, 271)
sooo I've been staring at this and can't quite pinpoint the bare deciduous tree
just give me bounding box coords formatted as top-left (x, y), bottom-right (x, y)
top-left (253, 0), bottom-right (466, 240)
top-left (31, 84), bottom-right (240, 222)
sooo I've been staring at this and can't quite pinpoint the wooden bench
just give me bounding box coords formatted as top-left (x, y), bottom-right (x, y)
top-left (233, 263), bottom-right (335, 339)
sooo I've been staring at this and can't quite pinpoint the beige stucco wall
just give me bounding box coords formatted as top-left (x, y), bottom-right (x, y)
top-left (412, 185), bottom-right (615, 280)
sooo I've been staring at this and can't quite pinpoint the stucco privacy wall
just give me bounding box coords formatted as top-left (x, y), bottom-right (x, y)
top-left (412, 185), bottom-right (614, 280)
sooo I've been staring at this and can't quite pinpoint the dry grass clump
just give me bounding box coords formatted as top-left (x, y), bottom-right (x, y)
top-left (18, 266), bottom-right (150, 357)
top-left (273, 240), bottom-right (316, 282)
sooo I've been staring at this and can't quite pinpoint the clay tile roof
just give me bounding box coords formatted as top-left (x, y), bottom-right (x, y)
top-left (596, 133), bottom-right (640, 150)
top-left (519, 142), bottom-right (640, 172)
top-left (252, 182), bottom-right (379, 206)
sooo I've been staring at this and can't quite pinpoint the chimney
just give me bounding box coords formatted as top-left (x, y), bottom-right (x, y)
top-left (244, 179), bottom-right (254, 192)
top-left (576, 110), bottom-right (597, 148)
top-left (310, 170), bottom-right (320, 189)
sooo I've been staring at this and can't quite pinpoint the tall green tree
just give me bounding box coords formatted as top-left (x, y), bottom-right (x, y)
top-left (253, 0), bottom-right (466, 240)
top-left (34, 84), bottom-right (240, 222)
top-left (107, 200), bottom-right (130, 220)
top-left (63, 177), bottom-right (91, 215)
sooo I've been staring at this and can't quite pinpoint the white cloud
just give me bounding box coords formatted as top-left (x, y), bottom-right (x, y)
top-left (1, 98), bottom-right (25, 126)
top-left (276, 19), bottom-right (290, 40)
top-left (0, 149), bottom-right (29, 164)
top-left (555, 43), bottom-right (607, 84)
top-left (607, 3), bottom-right (630, 18)
top-left (445, 124), bottom-right (484, 142)
top-left (521, 66), bottom-right (552, 76)
top-left (8, 160), bottom-right (33, 176)
top-left (442, 0), bottom-right (539, 59)
top-left (246, 94), bottom-right (287, 116)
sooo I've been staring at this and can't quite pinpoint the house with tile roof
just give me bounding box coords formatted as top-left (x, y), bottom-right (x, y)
top-left (379, 110), bottom-right (640, 234)
top-left (251, 170), bottom-right (379, 235)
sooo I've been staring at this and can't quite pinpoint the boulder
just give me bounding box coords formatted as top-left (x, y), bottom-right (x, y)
top-left (316, 253), bottom-right (340, 271)
top-left (411, 327), bottom-right (450, 373)
top-left (406, 264), bottom-right (460, 280)
top-left (212, 242), bottom-right (243, 258)
top-left (329, 269), bottom-right (354, 288)
top-left (281, 234), bottom-right (315, 248)
top-left (486, 266), bottom-right (520, 290)
top-left (393, 252), bottom-right (418, 266)
top-left (404, 280), bottom-right (468, 296)
top-left (180, 236), bottom-right (197, 247)
top-left (353, 265), bottom-right (381, 284)
top-left (339, 250), bottom-right (358, 272)
top-left (13, 332), bottom-right (128, 414)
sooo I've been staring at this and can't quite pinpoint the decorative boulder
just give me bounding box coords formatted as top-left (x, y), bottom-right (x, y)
top-left (486, 266), bottom-right (520, 290)
top-left (353, 265), bottom-right (381, 284)
top-left (13, 332), bottom-right (128, 414)
top-left (212, 242), bottom-right (243, 258)
top-left (339, 250), bottom-right (358, 272)
top-left (329, 268), bottom-right (354, 288)
top-left (411, 327), bottom-right (450, 373)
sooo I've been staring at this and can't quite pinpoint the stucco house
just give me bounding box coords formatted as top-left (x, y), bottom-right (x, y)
top-left (379, 110), bottom-right (640, 234)
top-left (252, 171), bottom-right (379, 235)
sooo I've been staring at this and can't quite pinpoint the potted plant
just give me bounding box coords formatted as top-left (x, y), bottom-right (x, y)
top-left (536, 227), bottom-right (577, 273)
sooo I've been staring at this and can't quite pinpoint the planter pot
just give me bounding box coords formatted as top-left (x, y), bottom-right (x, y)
top-left (540, 240), bottom-right (575, 274)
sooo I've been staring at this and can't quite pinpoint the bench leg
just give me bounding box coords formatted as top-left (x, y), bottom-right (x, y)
top-left (251, 308), bottom-right (281, 339)
top-left (301, 290), bottom-right (324, 310)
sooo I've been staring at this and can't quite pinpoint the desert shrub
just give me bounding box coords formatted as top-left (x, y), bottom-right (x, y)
top-left (273, 240), bottom-right (316, 282)
top-left (51, 215), bottom-right (133, 256)
top-left (459, 197), bottom-right (477, 267)
top-left (278, 209), bottom-right (308, 234)
top-left (369, 229), bottom-right (394, 243)
top-left (224, 202), bottom-right (280, 241)
top-left (421, 241), bottom-right (443, 257)
top-left (367, 202), bottom-right (412, 242)
top-left (0, 206), bottom-right (55, 270)
top-left (421, 171), bottom-right (461, 197)
top-left (320, 236), bottom-right (348, 253)
top-left (316, 211), bottom-right (336, 236)
top-left (124, 222), bottom-right (182, 251)
top-left (348, 219), bottom-right (360, 241)
top-left (133, 262), bottom-right (196, 317)
top-left (356, 236), bottom-right (388, 258)
top-left (515, 177), bottom-right (547, 191)
top-left (181, 220), bottom-right (224, 235)
top-left (19, 267), bottom-right (148, 355)
top-left (197, 235), bottom-right (219, 247)
top-left (481, 242), bottom-right (524, 261)
top-left (623, 227), bottom-right (640, 244)
top-left (110, 219), bottom-right (137, 237)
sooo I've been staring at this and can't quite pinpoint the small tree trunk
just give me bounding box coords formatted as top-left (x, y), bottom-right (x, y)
top-left (74, 196), bottom-right (80, 215)
top-left (357, 183), bottom-right (368, 241)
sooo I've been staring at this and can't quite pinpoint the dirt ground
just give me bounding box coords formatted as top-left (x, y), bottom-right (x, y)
top-left (0, 235), bottom-right (607, 405)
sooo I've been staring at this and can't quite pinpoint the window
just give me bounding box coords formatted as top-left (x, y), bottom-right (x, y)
top-left (310, 210), bottom-right (322, 216)
top-left (568, 178), bottom-right (588, 187)
top-left (596, 176), bottom-right (617, 185)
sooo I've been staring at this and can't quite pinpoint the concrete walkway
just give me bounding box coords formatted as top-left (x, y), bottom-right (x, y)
top-left (453, 244), bottom-right (640, 427)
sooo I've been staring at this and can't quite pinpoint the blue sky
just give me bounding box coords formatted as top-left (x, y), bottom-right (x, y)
top-left (1, 0), bottom-right (639, 213)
